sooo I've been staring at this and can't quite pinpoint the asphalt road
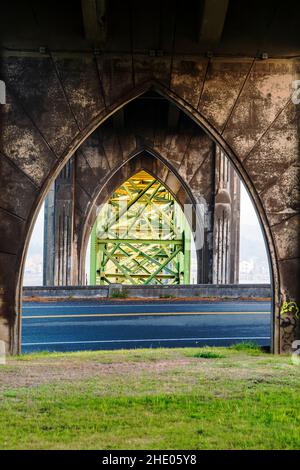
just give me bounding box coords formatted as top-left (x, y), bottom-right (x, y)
top-left (21, 300), bottom-right (271, 352)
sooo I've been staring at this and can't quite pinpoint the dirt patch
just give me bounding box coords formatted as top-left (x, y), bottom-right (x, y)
top-left (0, 357), bottom-right (193, 390)
top-left (1, 352), bottom-right (295, 393)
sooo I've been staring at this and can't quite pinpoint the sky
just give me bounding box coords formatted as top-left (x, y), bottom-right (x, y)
top-left (23, 204), bottom-right (44, 286)
top-left (240, 184), bottom-right (259, 226)
top-left (239, 183), bottom-right (270, 283)
top-left (23, 181), bottom-right (270, 285)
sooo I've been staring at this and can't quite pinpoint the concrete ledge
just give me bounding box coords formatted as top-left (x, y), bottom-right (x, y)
top-left (23, 285), bottom-right (109, 299)
top-left (23, 284), bottom-right (272, 300)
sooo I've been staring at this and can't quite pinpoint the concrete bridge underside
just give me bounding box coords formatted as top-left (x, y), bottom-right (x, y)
top-left (0, 0), bottom-right (299, 353)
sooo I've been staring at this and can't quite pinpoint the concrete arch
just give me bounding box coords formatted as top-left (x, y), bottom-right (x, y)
top-left (1, 69), bottom-right (294, 353)
top-left (14, 81), bottom-right (275, 352)
top-left (77, 148), bottom-right (210, 286)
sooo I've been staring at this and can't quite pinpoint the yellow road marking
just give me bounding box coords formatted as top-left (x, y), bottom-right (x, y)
top-left (23, 311), bottom-right (269, 319)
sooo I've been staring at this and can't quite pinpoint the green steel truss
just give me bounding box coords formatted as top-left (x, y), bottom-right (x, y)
top-left (90, 171), bottom-right (191, 285)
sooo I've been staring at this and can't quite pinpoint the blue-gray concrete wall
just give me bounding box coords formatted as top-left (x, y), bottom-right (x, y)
top-left (23, 284), bottom-right (271, 300)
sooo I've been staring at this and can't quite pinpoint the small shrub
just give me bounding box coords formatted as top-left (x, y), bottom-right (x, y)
top-left (192, 350), bottom-right (225, 359)
top-left (230, 341), bottom-right (262, 352)
top-left (110, 290), bottom-right (128, 299)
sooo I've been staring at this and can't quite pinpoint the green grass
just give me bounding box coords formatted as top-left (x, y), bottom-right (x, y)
top-left (229, 341), bottom-right (262, 352)
top-left (192, 351), bottom-right (225, 359)
top-left (186, 347), bottom-right (225, 359)
top-left (0, 346), bottom-right (299, 450)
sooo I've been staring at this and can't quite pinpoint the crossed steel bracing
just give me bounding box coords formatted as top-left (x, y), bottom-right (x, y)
top-left (90, 171), bottom-right (191, 285)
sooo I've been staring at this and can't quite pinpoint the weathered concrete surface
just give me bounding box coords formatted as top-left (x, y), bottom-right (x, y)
top-left (23, 285), bottom-right (108, 300)
top-left (213, 147), bottom-right (240, 284)
top-left (43, 159), bottom-right (74, 286)
top-left (0, 53), bottom-right (299, 353)
top-left (23, 284), bottom-right (272, 301)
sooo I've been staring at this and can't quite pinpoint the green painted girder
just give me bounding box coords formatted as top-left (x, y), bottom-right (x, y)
top-left (97, 238), bottom-right (183, 245)
top-left (144, 246), bottom-right (183, 285)
top-left (98, 179), bottom-right (157, 238)
top-left (90, 170), bottom-right (191, 286)
top-left (99, 254), bottom-right (179, 285)
top-left (104, 273), bottom-right (178, 279)
top-left (117, 242), bottom-right (179, 277)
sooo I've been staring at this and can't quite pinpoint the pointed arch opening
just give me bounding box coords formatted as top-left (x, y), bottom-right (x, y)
top-left (19, 84), bottom-right (274, 354)
top-left (78, 147), bottom-right (208, 286)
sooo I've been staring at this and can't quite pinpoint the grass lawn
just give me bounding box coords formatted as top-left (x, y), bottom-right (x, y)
top-left (0, 344), bottom-right (299, 450)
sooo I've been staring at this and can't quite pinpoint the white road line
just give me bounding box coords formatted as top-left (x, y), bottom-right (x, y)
top-left (23, 336), bottom-right (270, 346)
top-left (22, 311), bottom-right (269, 319)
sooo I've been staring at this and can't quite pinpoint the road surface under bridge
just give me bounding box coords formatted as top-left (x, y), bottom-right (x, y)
top-left (22, 300), bottom-right (271, 353)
